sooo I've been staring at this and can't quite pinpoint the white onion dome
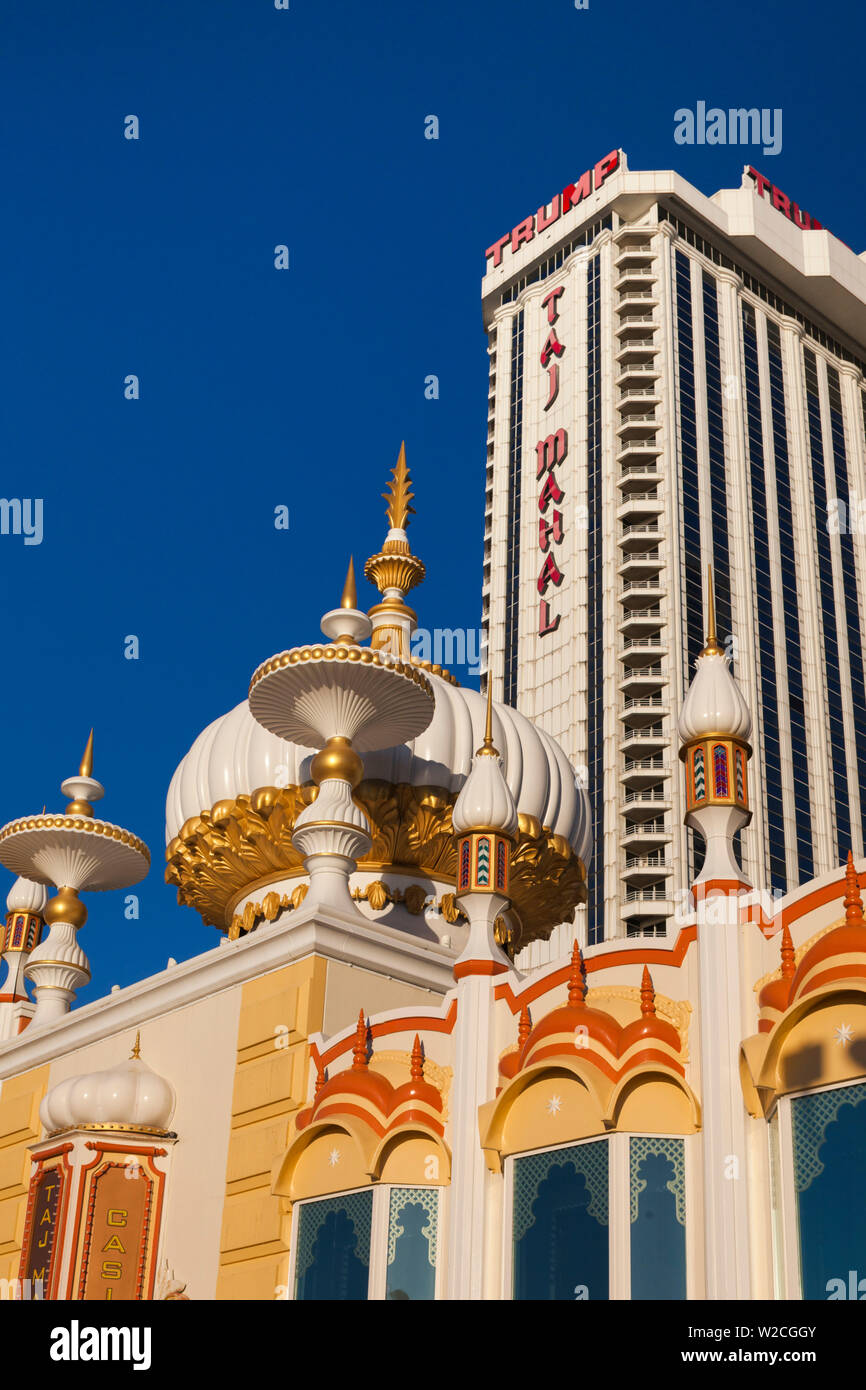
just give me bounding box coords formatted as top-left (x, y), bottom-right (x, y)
top-left (6, 876), bottom-right (48, 915)
top-left (40, 1044), bottom-right (175, 1137)
top-left (167, 673), bottom-right (591, 861)
top-left (678, 650), bottom-right (752, 745)
top-left (453, 747), bottom-right (520, 838)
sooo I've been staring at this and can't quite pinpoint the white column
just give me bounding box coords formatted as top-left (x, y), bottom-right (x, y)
top-left (696, 893), bottom-right (752, 1299)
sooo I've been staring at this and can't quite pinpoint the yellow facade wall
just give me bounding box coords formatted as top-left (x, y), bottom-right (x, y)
top-left (216, 958), bottom-right (327, 1300)
top-left (0, 1065), bottom-right (50, 1283)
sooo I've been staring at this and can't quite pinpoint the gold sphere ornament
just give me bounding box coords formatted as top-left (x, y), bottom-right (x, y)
top-left (43, 886), bottom-right (88, 929)
top-left (310, 737), bottom-right (364, 789)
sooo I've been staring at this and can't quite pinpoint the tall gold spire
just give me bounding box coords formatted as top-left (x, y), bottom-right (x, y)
top-left (383, 441), bottom-right (415, 537)
top-left (701, 565), bottom-right (725, 657)
top-left (365, 443), bottom-right (426, 636)
top-left (79, 729), bottom-right (94, 778)
top-left (340, 557), bottom-right (357, 610)
top-left (130, 1030), bottom-right (141, 1060)
top-left (477, 671), bottom-right (498, 756)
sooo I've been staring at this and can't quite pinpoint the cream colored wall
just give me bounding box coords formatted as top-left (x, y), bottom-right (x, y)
top-left (323, 959), bottom-right (443, 1037)
top-left (44, 986), bottom-right (242, 1301)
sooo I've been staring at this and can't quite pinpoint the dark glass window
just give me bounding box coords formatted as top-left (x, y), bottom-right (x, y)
top-left (805, 348), bottom-right (850, 852)
top-left (503, 312), bottom-right (524, 708)
top-left (587, 254), bottom-right (605, 944)
top-left (743, 304), bottom-right (786, 892)
top-left (827, 365), bottom-right (866, 849)
top-left (766, 320), bottom-right (813, 880)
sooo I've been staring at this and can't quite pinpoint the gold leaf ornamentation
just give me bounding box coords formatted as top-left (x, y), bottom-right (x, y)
top-left (166, 781), bottom-right (586, 948)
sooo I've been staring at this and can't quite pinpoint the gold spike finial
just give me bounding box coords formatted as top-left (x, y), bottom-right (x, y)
top-left (79, 729), bottom-right (94, 778)
top-left (477, 674), bottom-right (498, 756)
top-left (383, 441), bottom-right (415, 533)
top-left (340, 557), bottom-right (357, 610)
top-left (130, 1030), bottom-right (141, 1060)
top-left (701, 566), bottom-right (724, 656)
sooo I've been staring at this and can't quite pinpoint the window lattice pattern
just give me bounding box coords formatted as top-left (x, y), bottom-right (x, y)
top-left (792, 1083), bottom-right (866, 1194)
top-left (630, 1136), bottom-right (686, 1226)
top-left (295, 1191), bottom-right (373, 1281)
top-left (513, 1142), bottom-right (609, 1242)
top-left (387, 1187), bottom-right (439, 1268)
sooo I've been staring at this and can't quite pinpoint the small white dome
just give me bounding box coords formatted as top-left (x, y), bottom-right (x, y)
top-left (40, 1054), bottom-right (175, 1136)
top-left (453, 750), bottom-right (519, 838)
top-left (678, 652), bottom-right (752, 743)
top-left (166, 672), bottom-right (591, 863)
top-left (6, 876), bottom-right (48, 915)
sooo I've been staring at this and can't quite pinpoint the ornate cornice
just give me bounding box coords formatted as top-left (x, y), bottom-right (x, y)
top-left (165, 780), bottom-right (586, 950)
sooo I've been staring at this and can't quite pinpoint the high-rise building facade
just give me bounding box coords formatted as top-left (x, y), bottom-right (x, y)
top-left (480, 151), bottom-right (866, 949)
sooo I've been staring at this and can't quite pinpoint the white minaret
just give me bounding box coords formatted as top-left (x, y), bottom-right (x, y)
top-left (248, 561), bottom-right (435, 915)
top-left (0, 877), bottom-right (47, 1039)
top-left (446, 682), bottom-right (517, 1300)
top-left (0, 732), bottom-right (150, 1028)
top-left (678, 568), bottom-right (753, 1299)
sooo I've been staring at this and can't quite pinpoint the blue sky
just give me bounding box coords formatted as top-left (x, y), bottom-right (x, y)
top-left (2, 0), bottom-right (863, 1002)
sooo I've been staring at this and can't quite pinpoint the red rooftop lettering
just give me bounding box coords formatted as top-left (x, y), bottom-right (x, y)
top-left (485, 149), bottom-right (620, 268)
top-left (746, 167), bottom-right (823, 232)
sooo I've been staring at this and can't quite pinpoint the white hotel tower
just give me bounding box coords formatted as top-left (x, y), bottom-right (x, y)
top-left (480, 150), bottom-right (866, 953)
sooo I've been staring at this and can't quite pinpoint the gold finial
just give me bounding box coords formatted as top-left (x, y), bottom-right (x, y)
top-left (384, 441), bottom-right (414, 534)
top-left (79, 729), bottom-right (94, 778)
top-left (340, 557), bottom-right (357, 610)
top-left (130, 1030), bottom-right (141, 1060)
top-left (701, 566), bottom-right (724, 656)
top-left (477, 675), bottom-right (498, 757)
top-left (364, 442), bottom-right (426, 624)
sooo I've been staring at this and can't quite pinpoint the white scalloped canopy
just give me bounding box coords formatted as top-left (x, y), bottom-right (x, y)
top-left (166, 672), bottom-right (591, 862)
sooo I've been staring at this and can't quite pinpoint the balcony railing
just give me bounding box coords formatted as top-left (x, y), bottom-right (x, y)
top-left (624, 788), bottom-right (668, 804)
top-left (624, 887), bottom-right (671, 902)
top-left (622, 723), bottom-right (664, 741)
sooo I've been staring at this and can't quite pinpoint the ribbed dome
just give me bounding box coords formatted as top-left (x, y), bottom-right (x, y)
top-left (6, 876), bottom-right (48, 915)
top-left (40, 1054), bottom-right (175, 1136)
top-left (678, 652), bottom-right (752, 743)
top-left (166, 673), bottom-right (591, 861)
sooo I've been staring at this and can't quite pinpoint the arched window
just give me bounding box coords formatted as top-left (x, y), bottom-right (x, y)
top-left (291, 1185), bottom-right (441, 1301)
top-left (790, 1082), bottom-right (866, 1299)
top-left (294, 1190), bottom-right (372, 1301)
top-left (630, 1137), bottom-right (686, 1299)
top-left (512, 1140), bottom-right (609, 1300)
top-left (713, 744), bottom-right (729, 798)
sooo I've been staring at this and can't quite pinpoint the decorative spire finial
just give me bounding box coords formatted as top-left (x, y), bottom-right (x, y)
top-left (567, 941), bottom-right (586, 1006)
top-left (640, 965), bottom-right (656, 1015)
top-left (477, 672), bottom-right (499, 757)
top-left (130, 1030), bottom-right (141, 1060)
top-left (352, 1010), bottom-right (369, 1069)
top-left (384, 441), bottom-right (414, 534)
top-left (780, 923), bottom-right (795, 979)
top-left (410, 1034), bottom-right (424, 1081)
top-left (518, 1004), bottom-right (531, 1048)
top-left (844, 851), bottom-right (864, 924)
top-left (314, 1059), bottom-right (326, 1096)
top-left (79, 729), bottom-right (94, 778)
top-left (340, 557), bottom-right (357, 610)
top-left (701, 566), bottom-right (724, 657)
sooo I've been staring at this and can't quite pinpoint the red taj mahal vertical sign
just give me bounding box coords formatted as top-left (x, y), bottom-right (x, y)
top-left (537, 285), bottom-right (567, 635)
